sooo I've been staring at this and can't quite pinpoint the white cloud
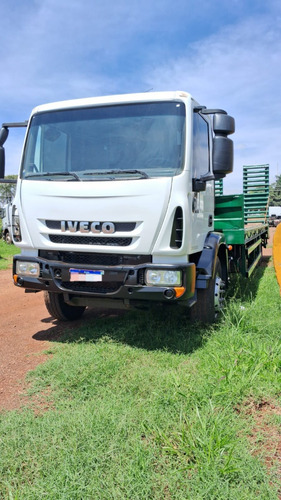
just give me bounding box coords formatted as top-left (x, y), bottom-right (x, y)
top-left (142, 12), bottom-right (281, 192)
top-left (1, 0), bottom-right (281, 191)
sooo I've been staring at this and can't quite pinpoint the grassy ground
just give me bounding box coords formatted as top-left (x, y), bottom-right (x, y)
top-left (0, 239), bottom-right (19, 270)
top-left (0, 264), bottom-right (280, 499)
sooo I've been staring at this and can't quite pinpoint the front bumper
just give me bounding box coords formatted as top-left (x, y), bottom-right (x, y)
top-left (13, 254), bottom-right (196, 305)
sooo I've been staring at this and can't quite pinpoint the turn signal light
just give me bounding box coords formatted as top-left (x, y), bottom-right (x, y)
top-left (174, 286), bottom-right (186, 298)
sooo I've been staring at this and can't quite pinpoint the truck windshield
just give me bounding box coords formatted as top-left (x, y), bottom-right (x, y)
top-left (21, 101), bottom-right (185, 180)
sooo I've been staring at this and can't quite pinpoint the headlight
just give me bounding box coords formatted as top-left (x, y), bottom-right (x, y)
top-left (145, 269), bottom-right (181, 286)
top-left (16, 261), bottom-right (40, 277)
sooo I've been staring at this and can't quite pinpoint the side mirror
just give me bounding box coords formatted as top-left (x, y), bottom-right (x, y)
top-left (0, 127), bottom-right (9, 180)
top-left (0, 122), bottom-right (27, 180)
top-left (0, 147), bottom-right (5, 179)
top-left (212, 113), bottom-right (235, 179)
top-left (0, 127), bottom-right (9, 146)
top-left (213, 136), bottom-right (233, 179)
top-left (192, 172), bottom-right (215, 192)
top-left (192, 178), bottom-right (206, 192)
top-left (213, 114), bottom-right (235, 136)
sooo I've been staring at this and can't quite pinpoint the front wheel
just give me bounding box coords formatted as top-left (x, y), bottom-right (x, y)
top-left (190, 259), bottom-right (225, 323)
top-left (44, 291), bottom-right (86, 321)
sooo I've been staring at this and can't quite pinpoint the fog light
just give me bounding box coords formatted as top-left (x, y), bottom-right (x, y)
top-left (16, 261), bottom-right (40, 277)
top-left (145, 269), bottom-right (181, 286)
top-left (164, 289), bottom-right (175, 299)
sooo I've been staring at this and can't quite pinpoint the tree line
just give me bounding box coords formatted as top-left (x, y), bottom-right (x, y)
top-left (0, 175), bottom-right (17, 206)
top-left (269, 174), bottom-right (281, 206)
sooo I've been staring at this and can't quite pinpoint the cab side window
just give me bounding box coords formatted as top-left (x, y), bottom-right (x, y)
top-left (193, 113), bottom-right (210, 178)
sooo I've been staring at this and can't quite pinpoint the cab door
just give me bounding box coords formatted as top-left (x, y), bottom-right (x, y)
top-left (190, 112), bottom-right (214, 252)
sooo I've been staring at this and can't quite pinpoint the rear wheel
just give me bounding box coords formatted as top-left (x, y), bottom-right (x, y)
top-left (190, 259), bottom-right (225, 323)
top-left (5, 231), bottom-right (12, 244)
top-left (44, 291), bottom-right (86, 321)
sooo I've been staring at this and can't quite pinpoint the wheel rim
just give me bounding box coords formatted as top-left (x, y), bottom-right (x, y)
top-left (214, 275), bottom-right (225, 317)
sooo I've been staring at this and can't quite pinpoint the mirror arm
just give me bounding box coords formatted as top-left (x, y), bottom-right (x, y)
top-left (2, 121), bottom-right (28, 128)
top-left (0, 179), bottom-right (17, 184)
top-left (200, 173), bottom-right (215, 182)
top-left (192, 172), bottom-right (215, 192)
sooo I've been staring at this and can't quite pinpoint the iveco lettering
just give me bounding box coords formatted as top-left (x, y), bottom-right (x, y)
top-left (61, 221), bottom-right (116, 234)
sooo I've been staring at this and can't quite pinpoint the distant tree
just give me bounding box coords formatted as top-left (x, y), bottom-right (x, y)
top-left (269, 174), bottom-right (281, 206)
top-left (0, 175), bottom-right (17, 206)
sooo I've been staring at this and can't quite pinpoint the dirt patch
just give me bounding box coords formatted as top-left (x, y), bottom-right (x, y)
top-left (0, 268), bottom-right (103, 411)
top-left (237, 398), bottom-right (281, 497)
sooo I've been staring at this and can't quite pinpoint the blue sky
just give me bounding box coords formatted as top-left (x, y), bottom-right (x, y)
top-left (1, 0), bottom-right (281, 193)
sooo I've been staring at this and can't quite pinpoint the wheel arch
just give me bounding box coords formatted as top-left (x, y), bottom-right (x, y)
top-left (195, 232), bottom-right (229, 289)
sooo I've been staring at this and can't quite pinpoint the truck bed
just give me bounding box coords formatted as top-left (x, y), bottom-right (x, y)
top-left (214, 194), bottom-right (268, 245)
top-left (214, 194), bottom-right (268, 276)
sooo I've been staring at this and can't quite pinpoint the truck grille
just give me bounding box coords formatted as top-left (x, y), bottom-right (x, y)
top-left (61, 281), bottom-right (120, 294)
top-left (49, 235), bottom-right (132, 246)
top-left (39, 250), bottom-right (151, 267)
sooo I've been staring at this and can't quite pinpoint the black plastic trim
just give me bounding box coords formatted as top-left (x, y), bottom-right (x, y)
top-left (13, 254), bottom-right (196, 304)
top-left (194, 232), bottom-right (228, 288)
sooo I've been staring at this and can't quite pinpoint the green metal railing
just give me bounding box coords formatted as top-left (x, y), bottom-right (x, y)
top-left (215, 179), bottom-right (223, 196)
top-left (214, 165), bottom-right (269, 277)
top-left (243, 164), bottom-right (269, 224)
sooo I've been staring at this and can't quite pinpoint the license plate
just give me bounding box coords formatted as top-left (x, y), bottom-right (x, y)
top-left (69, 269), bottom-right (104, 282)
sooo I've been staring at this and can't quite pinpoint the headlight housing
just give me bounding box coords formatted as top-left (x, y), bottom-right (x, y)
top-left (145, 269), bottom-right (181, 286)
top-left (16, 261), bottom-right (40, 277)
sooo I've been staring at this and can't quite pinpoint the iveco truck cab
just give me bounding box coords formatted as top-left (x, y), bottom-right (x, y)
top-left (0, 91), bottom-right (236, 322)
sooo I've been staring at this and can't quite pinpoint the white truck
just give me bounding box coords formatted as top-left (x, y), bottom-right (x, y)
top-left (1, 91), bottom-right (259, 323)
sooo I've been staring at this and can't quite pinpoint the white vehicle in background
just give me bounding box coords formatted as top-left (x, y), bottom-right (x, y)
top-left (1, 201), bottom-right (13, 244)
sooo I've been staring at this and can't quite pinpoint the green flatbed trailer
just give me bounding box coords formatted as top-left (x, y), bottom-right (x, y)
top-left (214, 165), bottom-right (269, 277)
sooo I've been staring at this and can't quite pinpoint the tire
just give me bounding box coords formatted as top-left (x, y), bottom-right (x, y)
top-left (44, 291), bottom-right (86, 321)
top-left (5, 231), bottom-right (12, 244)
top-left (190, 258), bottom-right (225, 323)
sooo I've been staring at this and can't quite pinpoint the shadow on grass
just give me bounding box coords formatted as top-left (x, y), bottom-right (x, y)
top-left (33, 304), bottom-right (211, 355)
top-left (226, 258), bottom-right (270, 302)
top-left (32, 259), bottom-right (270, 355)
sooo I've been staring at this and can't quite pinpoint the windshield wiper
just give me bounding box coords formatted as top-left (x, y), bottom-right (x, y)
top-left (24, 171), bottom-right (81, 181)
top-left (83, 169), bottom-right (149, 179)
top-left (115, 169), bottom-right (149, 178)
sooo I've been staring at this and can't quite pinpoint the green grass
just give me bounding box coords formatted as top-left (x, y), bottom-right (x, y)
top-left (0, 264), bottom-right (280, 499)
top-left (0, 239), bottom-right (19, 270)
